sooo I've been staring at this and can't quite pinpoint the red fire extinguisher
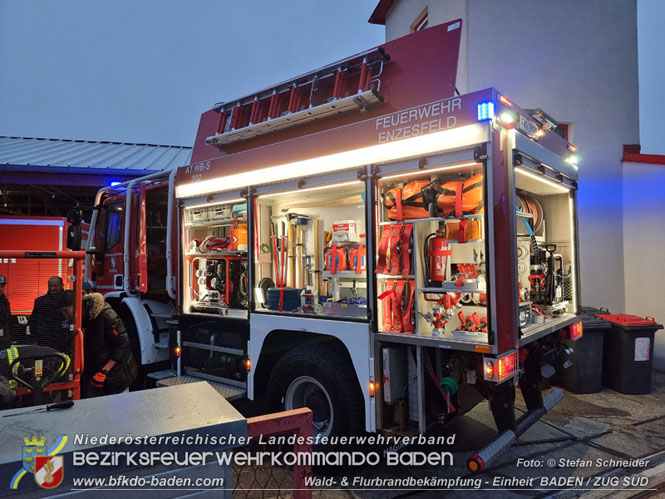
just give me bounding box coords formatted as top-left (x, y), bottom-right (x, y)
top-left (425, 228), bottom-right (450, 286)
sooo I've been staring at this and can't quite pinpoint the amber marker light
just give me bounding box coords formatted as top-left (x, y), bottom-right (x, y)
top-left (485, 361), bottom-right (494, 379)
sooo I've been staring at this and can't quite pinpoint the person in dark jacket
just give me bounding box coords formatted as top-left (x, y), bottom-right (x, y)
top-left (29, 276), bottom-right (69, 354)
top-left (0, 275), bottom-right (18, 350)
top-left (60, 292), bottom-right (137, 397)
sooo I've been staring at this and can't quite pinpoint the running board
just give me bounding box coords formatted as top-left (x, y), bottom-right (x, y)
top-left (154, 339), bottom-right (170, 349)
top-left (467, 388), bottom-right (564, 472)
top-left (156, 375), bottom-right (247, 401)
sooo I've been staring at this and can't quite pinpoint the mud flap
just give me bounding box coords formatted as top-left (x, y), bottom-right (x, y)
top-left (489, 381), bottom-right (516, 433)
top-left (520, 344), bottom-right (543, 412)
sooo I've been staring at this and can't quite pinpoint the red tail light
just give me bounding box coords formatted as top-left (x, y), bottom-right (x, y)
top-left (569, 322), bottom-right (583, 341)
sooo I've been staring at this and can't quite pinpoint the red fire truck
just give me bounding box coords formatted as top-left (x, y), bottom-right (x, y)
top-left (0, 216), bottom-right (83, 314)
top-left (78, 20), bottom-right (582, 469)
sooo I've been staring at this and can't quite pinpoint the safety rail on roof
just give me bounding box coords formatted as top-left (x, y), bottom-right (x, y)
top-left (206, 46), bottom-right (391, 149)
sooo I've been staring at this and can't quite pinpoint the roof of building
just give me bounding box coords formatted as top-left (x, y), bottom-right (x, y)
top-left (0, 136), bottom-right (192, 172)
top-left (368, 0), bottom-right (394, 25)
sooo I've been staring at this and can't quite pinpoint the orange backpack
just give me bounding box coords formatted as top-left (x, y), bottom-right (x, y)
top-left (383, 180), bottom-right (436, 221)
top-left (437, 174), bottom-right (484, 217)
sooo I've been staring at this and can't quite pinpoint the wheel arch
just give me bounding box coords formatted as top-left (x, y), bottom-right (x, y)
top-left (248, 314), bottom-right (375, 433)
top-left (103, 294), bottom-right (169, 365)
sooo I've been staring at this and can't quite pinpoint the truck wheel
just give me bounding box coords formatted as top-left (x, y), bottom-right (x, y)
top-left (268, 343), bottom-right (364, 438)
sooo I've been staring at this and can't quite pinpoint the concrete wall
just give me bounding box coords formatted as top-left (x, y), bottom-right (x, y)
top-left (623, 161), bottom-right (665, 371)
top-left (383, 0), bottom-right (639, 313)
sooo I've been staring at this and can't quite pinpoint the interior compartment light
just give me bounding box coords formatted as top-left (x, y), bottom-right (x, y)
top-left (380, 161), bottom-right (480, 181)
top-left (477, 101), bottom-right (495, 121)
top-left (177, 124), bottom-right (489, 198)
top-left (569, 195), bottom-right (578, 313)
top-left (257, 180), bottom-right (362, 199)
top-left (515, 167), bottom-right (572, 193)
top-left (186, 197), bottom-right (246, 210)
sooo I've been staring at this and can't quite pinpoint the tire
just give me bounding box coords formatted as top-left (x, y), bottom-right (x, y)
top-left (267, 342), bottom-right (365, 438)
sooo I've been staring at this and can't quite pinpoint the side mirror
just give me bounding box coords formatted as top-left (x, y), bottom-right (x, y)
top-left (66, 207), bottom-right (83, 251)
top-left (66, 224), bottom-right (82, 251)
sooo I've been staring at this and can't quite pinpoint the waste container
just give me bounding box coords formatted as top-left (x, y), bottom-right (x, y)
top-left (557, 308), bottom-right (611, 394)
top-left (596, 313), bottom-right (663, 395)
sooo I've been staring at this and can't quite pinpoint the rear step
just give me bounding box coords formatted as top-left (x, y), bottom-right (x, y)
top-left (155, 375), bottom-right (246, 401)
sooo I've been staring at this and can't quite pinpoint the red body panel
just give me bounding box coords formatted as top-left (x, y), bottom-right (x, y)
top-left (0, 217), bottom-right (68, 314)
top-left (491, 130), bottom-right (520, 353)
top-left (183, 20), bottom-right (463, 184)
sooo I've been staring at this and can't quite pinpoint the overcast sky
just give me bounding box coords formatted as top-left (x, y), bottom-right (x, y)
top-left (1, 0), bottom-right (663, 154)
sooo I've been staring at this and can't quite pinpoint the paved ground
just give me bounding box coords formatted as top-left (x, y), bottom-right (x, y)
top-left (234, 370), bottom-right (665, 498)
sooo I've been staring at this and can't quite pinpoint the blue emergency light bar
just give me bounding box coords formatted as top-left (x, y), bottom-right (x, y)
top-left (477, 101), bottom-right (495, 121)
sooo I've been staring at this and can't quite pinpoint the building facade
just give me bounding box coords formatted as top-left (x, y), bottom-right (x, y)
top-left (371, 0), bottom-right (639, 315)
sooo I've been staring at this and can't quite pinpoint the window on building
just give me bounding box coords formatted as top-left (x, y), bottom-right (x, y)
top-left (411, 8), bottom-right (428, 32)
top-left (555, 123), bottom-right (571, 142)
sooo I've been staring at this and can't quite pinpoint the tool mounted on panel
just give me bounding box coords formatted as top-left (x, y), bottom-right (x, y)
top-left (3, 400), bottom-right (74, 417)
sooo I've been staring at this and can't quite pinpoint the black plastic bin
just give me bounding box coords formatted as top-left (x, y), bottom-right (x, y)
top-left (558, 307), bottom-right (611, 394)
top-left (597, 313), bottom-right (663, 395)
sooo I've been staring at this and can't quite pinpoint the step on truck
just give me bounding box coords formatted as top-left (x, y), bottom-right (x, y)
top-left (75, 19), bottom-right (583, 470)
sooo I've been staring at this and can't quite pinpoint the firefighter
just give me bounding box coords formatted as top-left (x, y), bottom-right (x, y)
top-left (0, 275), bottom-right (18, 350)
top-left (29, 276), bottom-right (67, 353)
top-left (59, 292), bottom-right (137, 397)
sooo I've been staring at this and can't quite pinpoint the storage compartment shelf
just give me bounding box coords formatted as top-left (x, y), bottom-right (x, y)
top-left (519, 314), bottom-right (578, 345)
top-left (374, 331), bottom-right (489, 352)
top-left (185, 217), bottom-right (247, 228)
top-left (322, 270), bottom-right (368, 279)
top-left (444, 238), bottom-right (484, 244)
top-left (187, 251), bottom-right (247, 257)
top-left (379, 214), bottom-right (483, 226)
top-left (377, 274), bottom-right (415, 279)
top-left (516, 212), bottom-right (534, 219)
top-left (419, 283), bottom-right (485, 293)
top-left (189, 304), bottom-right (249, 319)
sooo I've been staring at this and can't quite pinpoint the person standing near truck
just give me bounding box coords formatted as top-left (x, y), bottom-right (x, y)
top-left (0, 275), bottom-right (18, 349)
top-left (29, 276), bottom-right (70, 354)
top-left (59, 291), bottom-right (137, 397)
